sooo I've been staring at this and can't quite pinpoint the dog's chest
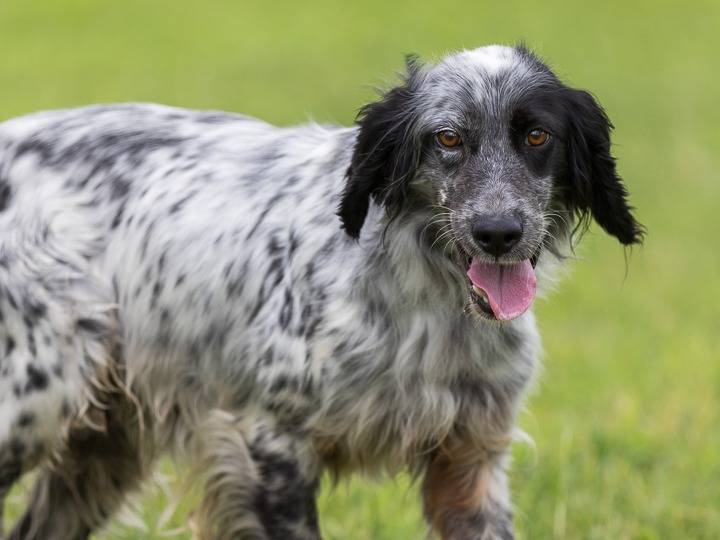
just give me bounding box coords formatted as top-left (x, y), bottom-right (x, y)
top-left (302, 305), bottom-right (539, 472)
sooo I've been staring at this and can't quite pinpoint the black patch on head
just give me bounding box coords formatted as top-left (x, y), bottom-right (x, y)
top-left (338, 55), bottom-right (425, 238)
top-left (505, 45), bottom-right (645, 246)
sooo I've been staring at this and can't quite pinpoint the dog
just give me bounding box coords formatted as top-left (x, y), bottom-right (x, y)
top-left (0, 44), bottom-right (642, 539)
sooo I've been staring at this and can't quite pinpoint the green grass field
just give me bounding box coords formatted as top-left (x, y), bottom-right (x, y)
top-left (1, 1), bottom-right (718, 538)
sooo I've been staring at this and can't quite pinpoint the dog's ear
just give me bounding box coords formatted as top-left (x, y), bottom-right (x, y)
top-left (562, 88), bottom-right (644, 245)
top-left (338, 56), bottom-right (424, 238)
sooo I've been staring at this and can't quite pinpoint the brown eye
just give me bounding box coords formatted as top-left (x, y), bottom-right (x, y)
top-left (527, 128), bottom-right (549, 146)
top-left (436, 129), bottom-right (461, 148)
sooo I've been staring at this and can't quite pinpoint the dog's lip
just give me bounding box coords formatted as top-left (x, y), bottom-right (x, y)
top-left (456, 243), bottom-right (542, 269)
top-left (530, 246), bottom-right (540, 268)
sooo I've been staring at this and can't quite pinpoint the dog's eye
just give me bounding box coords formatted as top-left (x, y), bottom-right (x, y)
top-left (436, 130), bottom-right (462, 148)
top-left (526, 129), bottom-right (550, 146)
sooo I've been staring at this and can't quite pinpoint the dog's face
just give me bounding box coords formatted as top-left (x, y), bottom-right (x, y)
top-left (339, 45), bottom-right (643, 321)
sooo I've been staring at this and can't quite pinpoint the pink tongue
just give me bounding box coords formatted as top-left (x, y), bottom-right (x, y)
top-left (466, 259), bottom-right (537, 321)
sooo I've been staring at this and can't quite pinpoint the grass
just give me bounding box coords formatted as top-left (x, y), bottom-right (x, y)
top-left (1, 0), bottom-right (718, 538)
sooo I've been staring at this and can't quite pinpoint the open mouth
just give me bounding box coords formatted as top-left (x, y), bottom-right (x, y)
top-left (469, 283), bottom-right (495, 317)
top-left (462, 248), bottom-right (540, 322)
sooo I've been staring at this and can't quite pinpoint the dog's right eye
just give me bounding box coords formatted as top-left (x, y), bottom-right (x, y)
top-left (526, 128), bottom-right (550, 147)
top-left (436, 130), bottom-right (462, 148)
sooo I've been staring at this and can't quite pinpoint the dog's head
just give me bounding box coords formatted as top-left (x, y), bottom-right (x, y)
top-left (338, 45), bottom-right (643, 321)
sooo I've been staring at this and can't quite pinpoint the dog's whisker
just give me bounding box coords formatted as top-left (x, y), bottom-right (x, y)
top-left (430, 228), bottom-right (457, 251)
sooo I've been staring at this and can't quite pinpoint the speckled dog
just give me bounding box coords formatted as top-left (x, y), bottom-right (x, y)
top-left (0, 45), bottom-right (642, 539)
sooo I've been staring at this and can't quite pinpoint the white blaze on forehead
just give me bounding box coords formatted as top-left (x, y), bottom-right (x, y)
top-left (449, 45), bottom-right (518, 76)
top-left (431, 45), bottom-right (532, 109)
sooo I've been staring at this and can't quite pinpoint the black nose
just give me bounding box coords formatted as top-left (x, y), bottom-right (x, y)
top-left (471, 215), bottom-right (523, 257)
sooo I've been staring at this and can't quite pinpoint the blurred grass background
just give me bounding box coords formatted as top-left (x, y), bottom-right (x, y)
top-left (1, 0), bottom-right (718, 538)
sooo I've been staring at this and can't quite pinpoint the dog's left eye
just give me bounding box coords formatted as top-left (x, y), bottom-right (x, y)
top-left (436, 130), bottom-right (462, 148)
top-left (526, 129), bottom-right (550, 146)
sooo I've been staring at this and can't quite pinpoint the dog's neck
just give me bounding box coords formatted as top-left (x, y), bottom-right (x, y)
top-left (351, 203), bottom-right (467, 311)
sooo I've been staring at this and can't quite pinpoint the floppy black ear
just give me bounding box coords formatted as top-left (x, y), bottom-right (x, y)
top-left (562, 89), bottom-right (644, 245)
top-left (338, 57), bottom-right (424, 238)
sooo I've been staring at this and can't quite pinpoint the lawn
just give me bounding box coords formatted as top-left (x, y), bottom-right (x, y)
top-left (1, 1), bottom-right (718, 538)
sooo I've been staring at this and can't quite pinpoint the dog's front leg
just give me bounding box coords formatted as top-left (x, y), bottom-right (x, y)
top-left (422, 440), bottom-right (514, 540)
top-left (193, 411), bottom-right (322, 540)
